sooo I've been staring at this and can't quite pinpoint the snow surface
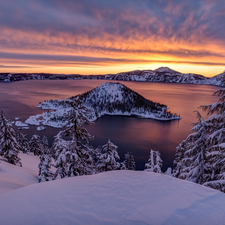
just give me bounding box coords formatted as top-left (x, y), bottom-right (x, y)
top-left (15, 121), bottom-right (29, 127)
top-left (0, 153), bottom-right (39, 194)
top-left (18, 126), bottom-right (29, 130)
top-left (37, 126), bottom-right (46, 131)
top-left (0, 168), bottom-right (225, 224)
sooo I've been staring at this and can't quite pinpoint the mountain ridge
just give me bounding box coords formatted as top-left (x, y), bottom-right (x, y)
top-left (1, 67), bottom-right (225, 86)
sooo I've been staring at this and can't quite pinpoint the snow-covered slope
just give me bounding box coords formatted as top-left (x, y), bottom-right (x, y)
top-left (112, 67), bottom-right (210, 84)
top-left (79, 82), bottom-right (179, 120)
top-left (26, 82), bottom-right (180, 128)
top-left (0, 153), bottom-right (39, 194)
top-left (0, 170), bottom-right (225, 225)
top-left (207, 71), bottom-right (225, 86)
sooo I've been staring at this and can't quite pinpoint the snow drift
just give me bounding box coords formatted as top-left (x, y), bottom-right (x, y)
top-left (0, 170), bottom-right (225, 225)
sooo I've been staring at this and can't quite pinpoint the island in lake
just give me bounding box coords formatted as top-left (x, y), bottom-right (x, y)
top-left (25, 82), bottom-right (181, 128)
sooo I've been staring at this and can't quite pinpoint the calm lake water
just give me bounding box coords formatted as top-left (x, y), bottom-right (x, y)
top-left (0, 80), bottom-right (219, 171)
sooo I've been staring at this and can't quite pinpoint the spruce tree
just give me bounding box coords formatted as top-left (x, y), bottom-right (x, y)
top-left (42, 136), bottom-right (49, 154)
top-left (17, 131), bottom-right (30, 154)
top-left (122, 152), bottom-right (136, 170)
top-left (38, 141), bottom-right (54, 183)
top-left (145, 149), bottom-right (163, 173)
top-left (173, 140), bottom-right (188, 178)
top-left (63, 97), bottom-right (95, 177)
top-left (52, 131), bottom-right (67, 160)
top-left (53, 148), bottom-right (68, 179)
top-left (173, 111), bottom-right (209, 184)
top-left (0, 111), bottom-right (21, 166)
top-left (199, 88), bottom-right (225, 191)
top-left (29, 134), bottom-right (43, 156)
top-left (96, 139), bottom-right (120, 172)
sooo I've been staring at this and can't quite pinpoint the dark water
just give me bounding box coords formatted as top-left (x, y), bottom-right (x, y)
top-left (0, 80), bottom-right (219, 171)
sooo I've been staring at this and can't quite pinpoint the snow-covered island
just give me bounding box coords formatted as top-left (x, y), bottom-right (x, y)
top-left (25, 82), bottom-right (181, 128)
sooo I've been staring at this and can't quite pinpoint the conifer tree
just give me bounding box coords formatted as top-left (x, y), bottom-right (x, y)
top-left (17, 131), bottom-right (30, 154)
top-left (42, 136), bottom-right (49, 154)
top-left (173, 111), bottom-right (209, 184)
top-left (199, 88), bottom-right (225, 191)
top-left (122, 152), bottom-right (136, 170)
top-left (38, 140), bottom-right (54, 183)
top-left (0, 111), bottom-right (21, 166)
top-left (173, 140), bottom-right (188, 178)
top-left (52, 131), bottom-right (67, 160)
top-left (145, 149), bottom-right (163, 173)
top-left (53, 148), bottom-right (68, 179)
top-left (63, 97), bottom-right (95, 176)
top-left (96, 139), bottom-right (120, 172)
top-left (29, 134), bottom-right (43, 156)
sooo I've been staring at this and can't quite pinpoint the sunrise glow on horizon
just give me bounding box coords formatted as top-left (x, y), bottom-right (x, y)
top-left (0, 0), bottom-right (225, 77)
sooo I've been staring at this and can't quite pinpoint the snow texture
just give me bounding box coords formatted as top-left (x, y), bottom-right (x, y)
top-left (37, 126), bottom-right (46, 131)
top-left (15, 121), bottom-right (29, 127)
top-left (0, 153), bottom-right (39, 194)
top-left (0, 171), bottom-right (225, 225)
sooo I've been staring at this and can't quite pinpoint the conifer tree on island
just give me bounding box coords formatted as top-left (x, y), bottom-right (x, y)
top-left (145, 149), bottom-right (162, 173)
top-left (0, 111), bottom-right (21, 166)
top-left (96, 139), bottom-right (120, 172)
top-left (17, 131), bottom-right (30, 154)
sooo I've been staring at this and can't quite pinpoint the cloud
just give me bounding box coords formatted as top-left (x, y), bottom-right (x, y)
top-left (0, 0), bottom-right (225, 74)
top-left (0, 64), bottom-right (42, 68)
top-left (0, 52), bottom-right (224, 68)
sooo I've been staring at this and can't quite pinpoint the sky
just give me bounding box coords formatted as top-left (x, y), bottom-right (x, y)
top-left (0, 0), bottom-right (225, 76)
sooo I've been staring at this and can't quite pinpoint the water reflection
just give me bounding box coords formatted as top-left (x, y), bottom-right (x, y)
top-left (0, 80), bottom-right (219, 171)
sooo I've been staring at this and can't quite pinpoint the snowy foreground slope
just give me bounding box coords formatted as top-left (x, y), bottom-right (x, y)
top-left (0, 170), bottom-right (225, 225)
top-left (26, 82), bottom-right (180, 128)
top-left (0, 153), bottom-right (39, 194)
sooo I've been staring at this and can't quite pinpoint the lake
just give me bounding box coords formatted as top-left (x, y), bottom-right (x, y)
top-left (0, 80), bottom-right (219, 171)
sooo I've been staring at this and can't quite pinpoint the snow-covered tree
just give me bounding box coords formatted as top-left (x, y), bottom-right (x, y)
top-left (38, 145), bottom-right (54, 182)
top-left (52, 131), bottom-right (67, 160)
top-left (174, 111), bottom-right (209, 184)
top-left (67, 140), bottom-right (94, 177)
top-left (42, 136), bottom-right (49, 154)
top-left (0, 111), bottom-right (21, 166)
top-left (121, 152), bottom-right (136, 170)
top-left (17, 131), bottom-right (30, 154)
top-left (96, 139), bottom-right (120, 172)
top-left (53, 148), bottom-right (68, 179)
top-left (173, 140), bottom-right (188, 178)
top-left (29, 134), bottom-right (43, 156)
top-left (199, 88), bottom-right (225, 191)
top-left (165, 167), bottom-right (172, 176)
top-left (63, 97), bottom-right (93, 145)
top-left (145, 149), bottom-right (162, 173)
top-left (54, 97), bottom-right (95, 178)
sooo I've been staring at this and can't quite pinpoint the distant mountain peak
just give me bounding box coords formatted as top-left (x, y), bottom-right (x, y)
top-left (154, 67), bottom-right (181, 74)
